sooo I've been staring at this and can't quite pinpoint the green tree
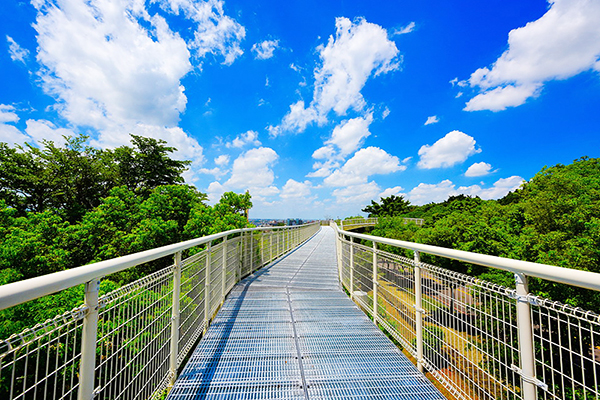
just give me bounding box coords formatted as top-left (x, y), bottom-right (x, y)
top-left (362, 195), bottom-right (412, 217)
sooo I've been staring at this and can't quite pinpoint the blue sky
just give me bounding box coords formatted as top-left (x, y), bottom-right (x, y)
top-left (1, 0), bottom-right (600, 219)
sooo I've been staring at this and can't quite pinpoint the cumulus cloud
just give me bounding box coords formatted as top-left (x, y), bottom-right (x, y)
top-left (214, 154), bottom-right (230, 166)
top-left (271, 17), bottom-right (399, 134)
top-left (226, 130), bottom-right (261, 148)
top-left (0, 105), bottom-right (29, 145)
top-left (332, 181), bottom-right (381, 204)
top-left (407, 176), bottom-right (524, 205)
top-left (6, 36), bottom-right (29, 63)
top-left (251, 39), bottom-right (279, 60)
top-left (417, 130), bottom-right (481, 169)
top-left (464, 0), bottom-right (600, 111)
top-left (324, 146), bottom-right (404, 187)
top-left (379, 186), bottom-right (404, 198)
top-left (326, 113), bottom-right (373, 158)
top-left (281, 179), bottom-right (312, 199)
top-left (424, 115), bottom-right (439, 125)
top-left (267, 100), bottom-right (322, 137)
top-left (29, 0), bottom-right (244, 178)
top-left (25, 119), bottom-right (75, 147)
top-left (465, 161), bottom-right (493, 177)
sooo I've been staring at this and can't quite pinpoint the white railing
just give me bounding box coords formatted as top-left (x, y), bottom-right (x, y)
top-left (0, 223), bottom-right (320, 400)
top-left (333, 222), bottom-right (600, 400)
top-left (340, 217), bottom-right (424, 230)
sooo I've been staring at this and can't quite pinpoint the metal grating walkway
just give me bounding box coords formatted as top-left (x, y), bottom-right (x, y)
top-left (167, 227), bottom-right (445, 400)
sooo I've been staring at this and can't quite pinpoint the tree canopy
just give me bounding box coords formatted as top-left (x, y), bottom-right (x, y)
top-left (365, 157), bottom-right (600, 310)
top-left (362, 194), bottom-right (412, 217)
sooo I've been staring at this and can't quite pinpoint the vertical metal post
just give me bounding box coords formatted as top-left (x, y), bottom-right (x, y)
top-left (221, 237), bottom-right (227, 299)
top-left (260, 232), bottom-right (264, 267)
top-left (515, 272), bottom-right (537, 400)
top-left (168, 252), bottom-right (182, 388)
top-left (269, 231), bottom-right (273, 263)
top-left (372, 241), bottom-right (378, 323)
top-left (78, 278), bottom-right (100, 400)
top-left (349, 236), bottom-right (354, 300)
top-left (238, 232), bottom-right (244, 280)
top-left (414, 250), bottom-right (424, 373)
top-left (250, 231), bottom-right (255, 272)
top-left (204, 243), bottom-right (212, 331)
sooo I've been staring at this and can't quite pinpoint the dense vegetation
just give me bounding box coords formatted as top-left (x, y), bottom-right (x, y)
top-left (363, 157), bottom-right (600, 310)
top-left (0, 135), bottom-right (252, 339)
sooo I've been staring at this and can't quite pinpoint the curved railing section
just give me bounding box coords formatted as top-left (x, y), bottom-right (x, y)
top-left (0, 222), bottom-right (320, 400)
top-left (340, 217), bottom-right (424, 230)
top-left (332, 221), bottom-right (600, 400)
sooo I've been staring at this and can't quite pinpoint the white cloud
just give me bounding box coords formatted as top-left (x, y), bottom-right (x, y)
top-left (25, 119), bottom-right (75, 147)
top-left (226, 130), bottom-right (261, 148)
top-left (417, 130), bottom-right (481, 169)
top-left (224, 147), bottom-right (279, 190)
top-left (251, 39), bottom-right (279, 60)
top-left (267, 100), bottom-right (321, 137)
top-left (326, 113), bottom-right (373, 157)
top-left (465, 161), bottom-right (493, 177)
top-left (324, 146), bottom-right (404, 187)
top-left (332, 181), bottom-right (381, 204)
top-left (0, 105), bottom-right (19, 124)
top-left (424, 115), bottom-right (439, 125)
top-left (214, 154), bottom-right (230, 166)
top-left (393, 22), bottom-right (416, 36)
top-left (30, 0), bottom-right (243, 174)
top-left (6, 36), bottom-right (29, 63)
top-left (465, 0), bottom-right (600, 111)
top-left (281, 179), bottom-right (312, 199)
top-left (379, 186), bottom-right (404, 198)
top-left (271, 17), bottom-right (400, 134)
top-left (313, 17), bottom-right (400, 117)
top-left (407, 176), bottom-right (524, 205)
top-left (312, 145), bottom-right (336, 160)
top-left (306, 159), bottom-right (340, 178)
top-left (382, 107), bottom-right (390, 119)
top-left (0, 105), bottom-right (29, 146)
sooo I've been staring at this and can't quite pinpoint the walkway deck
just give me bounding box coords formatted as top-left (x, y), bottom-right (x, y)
top-left (167, 227), bottom-right (444, 400)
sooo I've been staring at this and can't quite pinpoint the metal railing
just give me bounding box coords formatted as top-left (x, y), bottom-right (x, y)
top-left (340, 217), bottom-right (424, 230)
top-left (0, 222), bottom-right (320, 400)
top-left (333, 222), bottom-right (600, 400)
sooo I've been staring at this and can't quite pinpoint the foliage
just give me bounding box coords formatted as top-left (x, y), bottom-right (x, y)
top-left (0, 135), bottom-right (254, 341)
top-left (362, 194), bottom-right (412, 217)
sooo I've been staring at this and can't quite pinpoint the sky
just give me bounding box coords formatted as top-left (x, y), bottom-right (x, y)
top-left (1, 0), bottom-right (600, 219)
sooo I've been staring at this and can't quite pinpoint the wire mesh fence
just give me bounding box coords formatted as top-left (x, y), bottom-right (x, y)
top-left (337, 228), bottom-right (600, 400)
top-left (0, 223), bottom-right (320, 400)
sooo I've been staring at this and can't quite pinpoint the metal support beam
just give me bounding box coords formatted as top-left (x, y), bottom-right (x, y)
top-left (168, 252), bottom-right (182, 388)
top-left (372, 241), bottom-right (378, 323)
top-left (204, 243), bottom-right (212, 332)
top-left (78, 278), bottom-right (100, 400)
top-left (350, 236), bottom-right (354, 300)
top-left (515, 272), bottom-right (538, 400)
top-left (414, 250), bottom-right (424, 373)
top-left (222, 237), bottom-right (227, 300)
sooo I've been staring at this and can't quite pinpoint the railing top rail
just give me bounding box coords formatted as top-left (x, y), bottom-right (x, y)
top-left (333, 223), bottom-right (600, 292)
top-left (0, 222), bottom-right (318, 311)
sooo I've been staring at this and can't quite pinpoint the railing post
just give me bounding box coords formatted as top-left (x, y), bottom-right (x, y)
top-left (204, 243), bottom-right (212, 332)
top-left (250, 231), bottom-right (255, 272)
top-left (260, 232), bottom-right (264, 267)
top-left (168, 251), bottom-right (182, 388)
top-left (269, 231), bottom-right (273, 263)
top-left (515, 272), bottom-right (538, 400)
top-left (78, 278), bottom-right (100, 400)
top-left (222, 237), bottom-right (227, 299)
top-left (238, 233), bottom-right (244, 280)
top-left (372, 241), bottom-right (378, 323)
top-left (349, 236), bottom-right (354, 300)
top-left (414, 250), bottom-right (424, 373)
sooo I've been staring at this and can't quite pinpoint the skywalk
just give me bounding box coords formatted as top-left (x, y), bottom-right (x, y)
top-left (166, 227), bottom-right (444, 399)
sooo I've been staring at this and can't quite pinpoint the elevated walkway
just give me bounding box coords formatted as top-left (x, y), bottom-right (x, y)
top-left (167, 227), bottom-right (444, 399)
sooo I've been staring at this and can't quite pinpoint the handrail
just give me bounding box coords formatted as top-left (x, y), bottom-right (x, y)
top-left (332, 220), bottom-right (600, 400)
top-left (0, 223), bottom-right (317, 311)
top-left (334, 223), bottom-right (600, 292)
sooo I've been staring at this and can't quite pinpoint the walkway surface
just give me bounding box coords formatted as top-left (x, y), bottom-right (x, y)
top-left (167, 227), bottom-right (445, 399)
